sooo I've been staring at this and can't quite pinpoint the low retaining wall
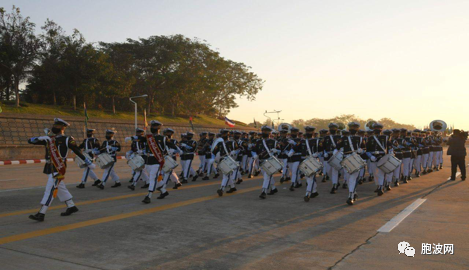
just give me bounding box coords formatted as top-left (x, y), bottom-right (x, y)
top-left (0, 113), bottom-right (256, 160)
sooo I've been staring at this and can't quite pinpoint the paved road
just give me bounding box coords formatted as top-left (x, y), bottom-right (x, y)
top-left (0, 154), bottom-right (467, 269)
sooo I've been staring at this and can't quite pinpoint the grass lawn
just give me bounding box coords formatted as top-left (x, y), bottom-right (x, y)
top-left (0, 102), bottom-right (246, 126)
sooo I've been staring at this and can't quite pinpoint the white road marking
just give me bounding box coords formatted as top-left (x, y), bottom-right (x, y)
top-left (378, 172), bottom-right (460, 233)
top-left (0, 179), bottom-right (19, 182)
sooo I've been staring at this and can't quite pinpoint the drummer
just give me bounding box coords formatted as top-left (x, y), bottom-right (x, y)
top-left (365, 123), bottom-right (392, 196)
top-left (251, 126), bottom-right (281, 199)
top-left (213, 129), bottom-right (239, 196)
top-left (128, 128), bottom-right (150, 191)
top-left (336, 122), bottom-right (366, 205)
top-left (357, 129), bottom-right (367, 185)
top-left (286, 127), bottom-right (303, 191)
top-left (321, 123), bottom-right (343, 194)
top-left (366, 130), bottom-right (375, 182)
top-left (156, 128), bottom-right (183, 193)
top-left (390, 128), bottom-right (405, 186)
top-left (383, 129), bottom-right (394, 191)
top-left (96, 129), bottom-right (121, 189)
top-left (296, 126), bottom-right (321, 202)
top-left (77, 128), bottom-right (101, 188)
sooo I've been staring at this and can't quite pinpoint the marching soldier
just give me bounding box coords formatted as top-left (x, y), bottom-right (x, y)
top-left (286, 127), bottom-right (303, 191)
top-left (412, 129), bottom-right (423, 177)
top-left (337, 122), bottom-right (366, 205)
top-left (28, 118), bottom-right (91, 221)
top-left (158, 128), bottom-right (183, 191)
top-left (318, 129), bottom-right (328, 180)
top-left (366, 130), bottom-right (375, 182)
top-left (322, 123), bottom-right (342, 194)
top-left (390, 129), bottom-right (405, 185)
top-left (214, 129), bottom-right (238, 196)
top-left (96, 130), bottom-right (121, 189)
top-left (128, 128), bottom-right (150, 190)
top-left (197, 132), bottom-right (208, 175)
top-left (233, 131), bottom-right (247, 184)
top-left (76, 128), bottom-right (101, 188)
top-left (366, 123), bottom-right (392, 196)
top-left (278, 129), bottom-right (291, 183)
top-left (180, 131), bottom-right (198, 182)
top-left (251, 126), bottom-right (280, 199)
top-left (202, 132), bottom-right (218, 180)
top-left (357, 129), bottom-right (368, 185)
top-left (297, 126), bottom-right (321, 202)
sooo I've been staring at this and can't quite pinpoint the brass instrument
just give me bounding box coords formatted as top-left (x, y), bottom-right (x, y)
top-left (429, 120), bottom-right (447, 133)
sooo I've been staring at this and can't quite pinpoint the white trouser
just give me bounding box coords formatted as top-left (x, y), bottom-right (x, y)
top-left (281, 158), bottom-right (290, 178)
top-left (102, 163), bottom-right (119, 185)
top-left (319, 157), bottom-right (326, 175)
top-left (374, 164), bottom-right (386, 186)
top-left (414, 155), bottom-right (422, 172)
top-left (81, 166), bottom-right (98, 183)
top-left (205, 158), bottom-right (215, 175)
top-left (241, 155), bottom-right (248, 171)
top-left (231, 167), bottom-right (242, 181)
top-left (248, 157), bottom-right (258, 175)
top-left (367, 159), bottom-right (374, 175)
top-left (432, 151), bottom-right (438, 167)
top-left (132, 167), bottom-right (149, 185)
top-left (326, 161), bottom-right (339, 185)
top-left (220, 172), bottom-right (235, 190)
top-left (438, 151), bottom-right (443, 165)
top-left (147, 164), bottom-right (161, 192)
top-left (358, 167), bottom-right (366, 179)
top-left (41, 174), bottom-right (73, 206)
top-left (198, 155), bottom-right (206, 171)
top-left (289, 161), bottom-right (301, 184)
top-left (261, 170), bottom-right (276, 192)
top-left (385, 173), bottom-right (393, 184)
top-left (393, 164), bottom-right (401, 180)
top-left (181, 159), bottom-right (195, 179)
top-left (346, 171), bottom-right (360, 197)
top-left (306, 174), bottom-right (317, 195)
top-left (427, 152), bottom-right (434, 168)
top-left (422, 153), bottom-right (429, 169)
top-left (402, 158), bottom-right (411, 177)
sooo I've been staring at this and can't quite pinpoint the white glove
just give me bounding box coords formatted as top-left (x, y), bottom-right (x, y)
top-left (324, 153), bottom-right (329, 158)
top-left (252, 155), bottom-right (258, 160)
top-left (357, 148), bottom-right (364, 154)
top-left (125, 137), bottom-right (132, 143)
top-left (87, 163), bottom-right (96, 170)
top-left (271, 149), bottom-right (280, 154)
top-left (84, 158), bottom-right (96, 169)
top-left (168, 149), bottom-right (175, 155)
top-left (288, 139), bottom-right (296, 145)
top-left (333, 149), bottom-right (338, 155)
top-left (370, 155), bottom-right (377, 162)
top-left (374, 151), bottom-right (380, 155)
top-left (287, 150), bottom-right (294, 157)
top-left (137, 150), bottom-right (144, 155)
top-left (93, 149), bottom-right (100, 155)
top-left (312, 153), bottom-right (319, 158)
top-left (37, 136), bottom-right (51, 142)
top-left (230, 151), bottom-right (236, 156)
top-left (180, 143), bottom-right (187, 147)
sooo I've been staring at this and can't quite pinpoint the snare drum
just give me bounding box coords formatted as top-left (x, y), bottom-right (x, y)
top-left (74, 153), bottom-right (92, 168)
top-left (218, 155), bottom-right (239, 175)
top-left (377, 154), bottom-right (402, 174)
top-left (127, 154), bottom-right (145, 171)
top-left (328, 151), bottom-right (343, 171)
top-left (340, 152), bottom-right (366, 174)
top-left (260, 156), bottom-right (283, 176)
top-left (299, 156), bottom-right (323, 177)
top-left (162, 155), bottom-right (179, 173)
top-left (96, 153), bottom-right (115, 169)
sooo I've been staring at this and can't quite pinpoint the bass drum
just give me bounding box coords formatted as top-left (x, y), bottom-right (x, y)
top-left (96, 153), bottom-right (114, 169)
top-left (127, 154), bottom-right (145, 171)
top-left (218, 155), bottom-right (239, 175)
top-left (162, 155), bottom-right (179, 173)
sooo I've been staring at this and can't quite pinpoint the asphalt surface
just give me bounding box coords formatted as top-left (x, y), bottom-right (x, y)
top-left (0, 154), bottom-right (467, 270)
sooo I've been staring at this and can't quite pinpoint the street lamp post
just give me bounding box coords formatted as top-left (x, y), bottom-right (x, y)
top-left (129, 95), bottom-right (148, 130)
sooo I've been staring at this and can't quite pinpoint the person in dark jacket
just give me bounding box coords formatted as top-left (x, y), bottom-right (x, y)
top-left (447, 130), bottom-right (467, 180)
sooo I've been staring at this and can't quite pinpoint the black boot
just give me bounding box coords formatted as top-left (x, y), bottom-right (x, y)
top-left (280, 176), bottom-right (285, 183)
top-left (416, 172), bottom-right (420, 178)
top-left (311, 192), bottom-right (319, 198)
top-left (157, 191), bottom-right (169, 199)
top-left (358, 178), bottom-right (363, 185)
top-left (259, 192), bottom-right (267, 199)
top-left (368, 176), bottom-right (373, 182)
top-left (217, 189), bottom-right (223, 196)
top-left (128, 185), bottom-right (135, 191)
top-left (97, 183), bottom-right (105, 190)
top-left (92, 179), bottom-right (102, 186)
top-left (61, 206), bottom-right (79, 216)
top-left (330, 185), bottom-right (336, 194)
top-left (285, 177), bottom-right (291, 182)
top-left (111, 182), bottom-right (121, 188)
top-left (236, 179), bottom-right (243, 184)
top-left (386, 185), bottom-right (392, 191)
top-left (213, 173), bottom-right (220, 179)
top-left (141, 183), bottom-right (149, 188)
top-left (394, 181), bottom-right (400, 187)
top-left (76, 183), bottom-right (85, 189)
top-left (289, 184), bottom-right (295, 191)
top-left (248, 174), bottom-right (252, 179)
top-left (29, 212), bottom-right (45, 222)
top-left (202, 176), bottom-right (210, 180)
top-left (254, 170), bottom-right (260, 176)
top-left (142, 196), bottom-right (151, 204)
top-left (407, 176), bottom-right (412, 181)
top-left (267, 188), bottom-right (278, 195)
top-left (377, 187), bottom-right (384, 196)
top-left (181, 179), bottom-right (188, 184)
top-left (295, 182), bottom-right (302, 188)
top-left (226, 187), bottom-right (237, 194)
top-left (346, 197), bottom-right (354, 205)
top-left (439, 165), bottom-right (443, 169)
top-left (342, 183), bottom-right (348, 189)
top-left (403, 178), bottom-right (408, 184)
top-left (325, 175), bottom-right (330, 181)
top-left (192, 175), bottom-right (198, 182)
top-left (304, 195), bottom-right (310, 202)
top-left (173, 182), bottom-right (182, 189)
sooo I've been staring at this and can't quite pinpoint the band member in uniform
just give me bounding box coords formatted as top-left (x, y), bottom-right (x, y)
top-left (77, 128), bottom-right (101, 188)
top-left (251, 126), bottom-right (280, 199)
top-left (390, 128), bottom-right (405, 185)
top-left (247, 131), bottom-right (258, 178)
top-left (278, 129), bottom-right (291, 183)
top-left (197, 132), bottom-right (208, 175)
top-left (383, 129), bottom-right (394, 190)
top-left (158, 128), bottom-right (182, 191)
top-left (97, 130), bottom-right (121, 189)
top-left (286, 127), bottom-right (303, 191)
top-left (202, 132), bottom-right (218, 180)
top-left (318, 129), bottom-right (328, 180)
top-left (412, 129), bottom-right (423, 177)
top-left (298, 126), bottom-right (321, 202)
top-left (322, 123), bottom-right (342, 194)
top-left (128, 128), bottom-right (150, 190)
top-left (426, 131), bottom-right (435, 173)
top-left (337, 122), bottom-right (366, 205)
top-left (431, 131), bottom-right (441, 171)
top-left (240, 132), bottom-right (249, 174)
top-left (421, 130), bottom-right (431, 174)
top-left (180, 131), bottom-right (198, 182)
top-left (233, 131), bottom-right (246, 184)
top-left (214, 129), bottom-right (238, 196)
top-left (28, 118), bottom-right (91, 221)
top-left (366, 130), bottom-right (375, 182)
top-left (357, 129), bottom-right (368, 185)
top-left (366, 123), bottom-right (392, 196)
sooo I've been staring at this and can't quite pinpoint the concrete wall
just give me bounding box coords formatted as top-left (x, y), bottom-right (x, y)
top-left (0, 113), bottom-right (256, 160)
